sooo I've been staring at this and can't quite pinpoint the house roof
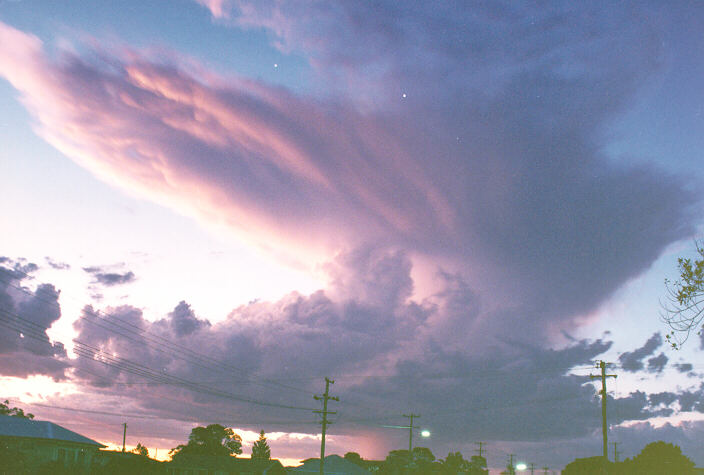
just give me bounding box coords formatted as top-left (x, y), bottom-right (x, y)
top-left (289, 454), bottom-right (371, 474)
top-left (0, 415), bottom-right (105, 447)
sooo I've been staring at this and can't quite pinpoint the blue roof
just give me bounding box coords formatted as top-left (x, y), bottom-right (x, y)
top-left (0, 415), bottom-right (105, 447)
top-left (290, 454), bottom-right (371, 474)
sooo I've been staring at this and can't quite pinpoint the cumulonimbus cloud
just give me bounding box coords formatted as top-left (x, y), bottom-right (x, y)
top-left (0, 3), bottom-right (696, 341)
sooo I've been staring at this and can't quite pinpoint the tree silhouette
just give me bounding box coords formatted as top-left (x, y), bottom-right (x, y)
top-left (169, 424), bottom-right (242, 459)
top-left (562, 456), bottom-right (610, 474)
top-left (626, 441), bottom-right (695, 474)
top-left (344, 452), bottom-right (364, 466)
top-left (0, 399), bottom-right (34, 419)
top-left (251, 429), bottom-right (271, 460)
top-left (442, 452), bottom-right (469, 473)
top-left (468, 454), bottom-right (488, 474)
top-left (131, 442), bottom-right (149, 457)
top-left (663, 241), bottom-right (704, 348)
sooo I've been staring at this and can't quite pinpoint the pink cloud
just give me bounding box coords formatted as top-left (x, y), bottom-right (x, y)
top-left (194, 0), bottom-right (233, 19)
top-left (0, 21), bottom-right (453, 268)
top-left (0, 16), bottom-right (694, 337)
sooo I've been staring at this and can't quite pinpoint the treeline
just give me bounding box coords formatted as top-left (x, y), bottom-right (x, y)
top-left (334, 448), bottom-right (488, 474)
top-left (563, 441), bottom-right (696, 474)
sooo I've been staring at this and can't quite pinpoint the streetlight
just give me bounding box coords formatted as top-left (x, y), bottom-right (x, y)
top-left (516, 462), bottom-right (527, 471)
top-left (420, 430), bottom-right (431, 438)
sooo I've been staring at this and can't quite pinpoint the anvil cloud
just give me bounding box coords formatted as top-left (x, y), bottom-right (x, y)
top-left (0, 6), bottom-right (694, 341)
top-left (1, 0), bottom-right (703, 468)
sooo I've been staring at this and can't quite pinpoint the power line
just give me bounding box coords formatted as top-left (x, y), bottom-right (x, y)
top-left (0, 307), bottom-right (316, 411)
top-left (0, 271), bottom-right (313, 397)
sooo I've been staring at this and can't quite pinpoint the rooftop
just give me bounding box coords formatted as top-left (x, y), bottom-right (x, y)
top-left (0, 415), bottom-right (105, 447)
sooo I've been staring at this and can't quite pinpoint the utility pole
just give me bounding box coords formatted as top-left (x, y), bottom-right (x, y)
top-left (529, 462), bottom-right (535, 475)
top-left (507, 454), bottom-right (515, 475)
top-left (402, 413), bottom-right (420, 469)
top-left (475, 441), bottom-right (486, 458)
top-left (121, 422), bottom-right (127, 452)
top-left (542, 467), bottom-right (549, 475)
top-left (590, 361), bottom-right (616, 461)
top-left (314, 377), bottom-right (338, 475)
top-left (612, 441), bottom-right (620, 463)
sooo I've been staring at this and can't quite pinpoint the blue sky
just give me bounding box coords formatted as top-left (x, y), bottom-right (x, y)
top-left (1, 1), bottom-right (703, 471)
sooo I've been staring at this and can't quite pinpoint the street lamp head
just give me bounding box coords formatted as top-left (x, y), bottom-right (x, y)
top-left (420, 430), bottom-right (430, 438)
top-left (516, 462), bottom-right (527, 471)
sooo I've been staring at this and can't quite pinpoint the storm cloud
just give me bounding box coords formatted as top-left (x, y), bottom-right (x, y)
top-left (0, 259), bottom-right (68, 379)
top-left (618, 333), bottom-right (662, 372)
top-left (0, 1), bottom-right (702, 467)
top-left (64, 248), bottom-right (674, 453)
top-left (0, 2), bottom-right (697, 345)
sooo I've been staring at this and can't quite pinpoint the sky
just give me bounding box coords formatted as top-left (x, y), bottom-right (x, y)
top-left (1, 0), bottom-right (703, 472)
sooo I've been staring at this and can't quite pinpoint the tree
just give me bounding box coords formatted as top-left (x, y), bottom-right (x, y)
top-left (384, 449), bottom-right (411, 474)
top-left (627, 441), bottom-right (695, 474)
top-left (0, 399), bottom-right (34, 419)
top-left (468, 455), bottom-right (488, 474)
top-left (562, 456), bottom-right (610, 474)
top-left (132, 442), bottom-right (149, 457)
top-left (169, 424), bottom-right (242, 459)
top-left (663, 241), bottom-right (704, 348)
top-left (442, 451), bottom-right (469, 473)
top-left (344, 452), bottom-right (364, 466)
top-left (251, 429), bottom-right (271, 460)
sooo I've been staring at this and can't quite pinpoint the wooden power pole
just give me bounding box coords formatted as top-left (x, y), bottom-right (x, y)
top-left (314, 377), bottom-right (338, 475)
top-left (590, 361), bottom-right (617, 461)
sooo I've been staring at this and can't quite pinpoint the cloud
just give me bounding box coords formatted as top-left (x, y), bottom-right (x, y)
top-left (195, 0), bottom-right (232, 19)
top-left (0, 14), bottom-right (697, 348)
top-left (45, 257), bottom-right (70, 270)
top-left (610, 421), bottom-right (704, 465)
top-left (83, 266), bottom-right (136, 286)
top-left (157, 300), bottom-right (211, 337)
top-left (618, 333), bottom-right (662, 372)
top-left (674, 362), bottom-right (694, 373)
top-left (3, 249), bottom-right (700, 465)
top-left (647, 352), bottom-right (668, 373)
top-left (0, 259), bottom-right (68, 379)
top-left (63, 248), bottom-right (675, 453)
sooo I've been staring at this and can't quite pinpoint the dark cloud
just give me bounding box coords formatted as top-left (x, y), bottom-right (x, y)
top-left (610, 421), bottom-right (704, 466)
top-left (45, 257), bottom-right (70, 270)
top-left (63, 248), bottom-right (671, 453)
top-left (674, 362), bottom-right (694, 373)
top-left (0, 260), bottom-right (67, 379)
top-left (157, 300), bottom-right (211, 337)
top-left (618, 333), bottom-right (662, 372)
top-left (83, 266), bottom-right (136, 286)
top-left (4, 249), bottom-right (701, 465)
top-left (647, 352), bottom-right (668, 373)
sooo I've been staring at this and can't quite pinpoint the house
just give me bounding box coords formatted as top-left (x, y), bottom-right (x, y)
top-left (166, 454), bottom-right (286, 475)
top-left (0, 414), bottom-right (105, 472)
top-left (288, 454), bottom-right (371, 474)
